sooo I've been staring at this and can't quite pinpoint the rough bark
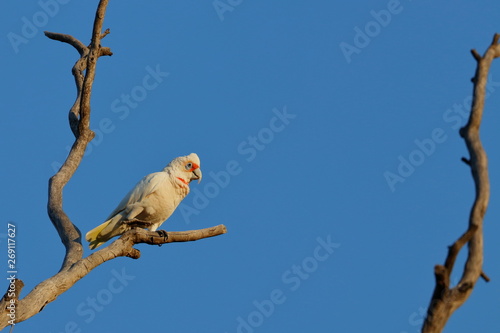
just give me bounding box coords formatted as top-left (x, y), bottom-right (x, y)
top-left (0, 226), bottom-right (226, 329)
top-left (0, 1), bottom-right (227, 330)
top-left (421, 34), bottom-right (499, 332)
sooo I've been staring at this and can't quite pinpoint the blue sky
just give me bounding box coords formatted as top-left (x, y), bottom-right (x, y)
top-left (2, 1), bottom-right (500, 332)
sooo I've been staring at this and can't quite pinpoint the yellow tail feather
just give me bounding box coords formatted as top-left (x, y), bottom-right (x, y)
top-left (86, 221), bottom-right (110, 250)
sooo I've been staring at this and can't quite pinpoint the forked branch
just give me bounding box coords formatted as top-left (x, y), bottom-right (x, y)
top-left (421, 33), bottom-right (500, 332)
top-left (0, 226), bottom-right (227, 329)
top-left (0, 1), bottom-right (226, 330)
top-left (46, 0), bottom-right (111, 273)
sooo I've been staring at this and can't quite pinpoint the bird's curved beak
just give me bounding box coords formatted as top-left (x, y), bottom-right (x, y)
top-left (191, 168), bottom-right (202, 184)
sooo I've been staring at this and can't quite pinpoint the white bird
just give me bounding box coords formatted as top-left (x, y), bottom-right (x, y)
top-left (86, 153), bottom-right (202, 249)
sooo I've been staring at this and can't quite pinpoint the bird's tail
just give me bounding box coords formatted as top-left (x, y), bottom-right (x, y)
top-left (86, 220), bottom-right (111, 250)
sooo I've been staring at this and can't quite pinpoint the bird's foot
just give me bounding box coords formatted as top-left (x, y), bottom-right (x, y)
top-left (156, 230), bottom-right (168, 246)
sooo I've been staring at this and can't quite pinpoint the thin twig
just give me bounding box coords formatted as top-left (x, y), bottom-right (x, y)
top-left (480, 271), bottom-right (491, 282)
top-left (44, 31), bottom-right (87, 56)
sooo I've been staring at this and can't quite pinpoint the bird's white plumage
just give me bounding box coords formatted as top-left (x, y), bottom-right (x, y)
top-left (86, 153), bottom-right (201, 249)
top-left (105, 172), bottom-right (169, 221)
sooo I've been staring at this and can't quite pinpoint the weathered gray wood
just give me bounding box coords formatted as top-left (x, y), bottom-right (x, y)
top-left (421, 34), bottom-right (499, 333)
top-left (0, 1), bottom-right (226, 329)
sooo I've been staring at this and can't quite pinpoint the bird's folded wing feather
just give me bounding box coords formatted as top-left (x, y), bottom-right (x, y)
top-left (105, 172), bottom-right (169, 219)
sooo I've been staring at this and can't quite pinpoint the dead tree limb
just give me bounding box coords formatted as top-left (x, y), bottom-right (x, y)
top-left (46, 0), bottom-right (111, 273)
top-left (0, 1), bottom-right (226, 330)
top-left (0, 226), bottom-right (226, 329)
top-left (421, 33), bottom-right (500, 332)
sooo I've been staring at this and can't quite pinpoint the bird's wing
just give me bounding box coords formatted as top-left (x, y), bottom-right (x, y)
top-left (105, 172), bottom-right (169, 219)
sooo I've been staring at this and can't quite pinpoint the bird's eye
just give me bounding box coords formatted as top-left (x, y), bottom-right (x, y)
top-left (185, 162), bottom-right (193, 170)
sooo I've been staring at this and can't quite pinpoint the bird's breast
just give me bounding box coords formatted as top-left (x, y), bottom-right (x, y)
top-left (141, 183), bottom-right (189, 222)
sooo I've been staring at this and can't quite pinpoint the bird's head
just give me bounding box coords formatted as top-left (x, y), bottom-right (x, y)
top-left (166, 153), bottom-right (202, 186)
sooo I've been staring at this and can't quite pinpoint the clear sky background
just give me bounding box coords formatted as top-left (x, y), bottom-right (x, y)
top-left (2, 1), bottom-right (500, 332)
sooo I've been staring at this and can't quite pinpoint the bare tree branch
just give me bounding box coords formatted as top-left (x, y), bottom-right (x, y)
top-left (0, 226), bottom-right (226, 329)
top-left (0, 1), bottom-right (227, 329)
top-left (0, 279), bottom-right (24, 322)
top-left (421, 33), bottom-right (500, 333)
top-left (44, 31), bottom-right (87, 55)
top-left (47, 0), bottom-right (110, 274)
top-left (103, 225), bottom-right (229, 260)
top-left (43, 29), bottom-right (113, 138)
